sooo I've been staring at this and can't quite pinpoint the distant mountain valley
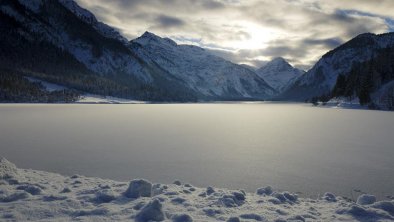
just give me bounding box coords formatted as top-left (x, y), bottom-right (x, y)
top-left (0, 0), bottom-right (393, 110)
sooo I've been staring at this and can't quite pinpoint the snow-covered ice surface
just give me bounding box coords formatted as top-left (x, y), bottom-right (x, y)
top-left (1, 157), bottom-right (393, 222)
top-left (0, 103), bottom-right (393, 202)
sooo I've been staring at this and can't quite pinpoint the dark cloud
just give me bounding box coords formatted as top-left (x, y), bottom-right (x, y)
top-left (154, 15), bottom-right (185, 28)
top-left (302, 38), bottom-right (343, 49)
top-left (200, 0), bottom-right (226, 9)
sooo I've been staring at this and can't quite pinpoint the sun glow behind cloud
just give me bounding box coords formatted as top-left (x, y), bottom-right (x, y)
top-left (225, 22), bottom-right (278, 50)
top-left (75, 0), bottom-right (393, 70)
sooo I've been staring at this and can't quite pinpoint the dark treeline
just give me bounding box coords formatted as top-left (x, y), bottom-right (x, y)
top-left (0, 70), bottom-right (79, 103)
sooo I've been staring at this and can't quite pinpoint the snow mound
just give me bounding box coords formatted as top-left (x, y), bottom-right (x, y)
top-left (135, 199), bottom-right (165, 222)
top-left (16, 185), bottom-right (42, 195)
top-left (171, 213), bottom-right (193, 222)
top-left (124, 179), bottom-right (152, 198)
top-left (239, 213), bottom-right (264, 221)
top-left (323, 192), bottom-right (337, 202)
top-left (0, 191), bottom-right (30, 202)
top-left (95, 188), bottom-right (116, 203)
top-left (0, 157), bottom-right (18, 179)
top-left (227, 217), bottom-right (241, 222)
top-left (256, 186), bottom-right (273, 195)
top-left (206, 186), bottom-right (215, 195)
top-left (337, 204), bottom-right (394, 220)
top-left (357, 194), bottom-right (376, 205)
top-left (372, 201), bottom-right (394, 216)
top-left (219, 191), bottom-right (246, 207)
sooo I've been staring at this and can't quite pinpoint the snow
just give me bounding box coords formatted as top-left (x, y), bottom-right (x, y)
top-left (1, 157), bottom-right (393, 221)
top-left (285, 32), bottom-right (394, 100)
top-left (357, 194), bottom-right (377, 205)
top-left (313, 97), bottom-right (368, 110)
top-left (76, 94), bottom-right (145, 104)
top-left (135, 199), bottom-right (165, 222)
top-left (131, 32), bottom-right (275, 99)
top-left (14, 0), bottom-right (153, 84)
top-left (125, 179), bottom-right (153, 198)
top-left (58, 0), bottom-right (128, 43)
top-left (256, 57), bottom-right (304, 92)
top-left (25, 77), bottom-right (68, 92)
top-left (256, 186), bottom-right (273, 196)
top-left (25, 77), bottom-right (146, 104)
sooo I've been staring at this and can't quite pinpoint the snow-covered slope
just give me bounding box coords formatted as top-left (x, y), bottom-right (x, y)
top-left (1, 157), bottom-right (394, 221)
top-left (1, 0), bottom-right (151, 82)
top-left (256, 57), bottom-right (304, 93)
top-left (130, 32), bottom-right (276, 100)
top-left (58, 0), bottom-right (128, 44)
top-left (281, 33), bottom-right (394, 100)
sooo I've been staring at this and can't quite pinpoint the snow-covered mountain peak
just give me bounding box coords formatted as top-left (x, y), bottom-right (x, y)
top-left (140, 31), bottom-right (159, 39)
top-left (133, 31), bottom-right (177, 47)
top-left (263, 57), bottom-right (293, 72)
top-left (270, 57), bottom-right (288, 64)
top-left (256, 57), bottom-right (304, 92)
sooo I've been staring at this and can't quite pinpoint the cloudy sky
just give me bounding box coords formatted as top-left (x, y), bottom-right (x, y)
top-left (75, 0), bottom-right (394, 70)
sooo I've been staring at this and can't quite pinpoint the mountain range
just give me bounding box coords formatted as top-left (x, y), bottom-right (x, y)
top-left (0, 0), bottom-right (275, 102)
top-left (0, 0), bottom-right (393, 109)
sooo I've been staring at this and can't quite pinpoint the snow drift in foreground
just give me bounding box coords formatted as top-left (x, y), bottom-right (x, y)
top-left (0, 158), bottom-right (393, 221)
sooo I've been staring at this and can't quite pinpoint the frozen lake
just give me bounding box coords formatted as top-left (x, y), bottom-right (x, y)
top-left (0, 103), bottom-right (393, 199)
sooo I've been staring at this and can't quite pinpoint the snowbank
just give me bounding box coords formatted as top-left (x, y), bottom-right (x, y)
top-left (0, 157), bottom-right (393, 221)
top-left (76, 94), bottom-right (146, 104)
top-left (315, 97), bottom-right (366, 110)
top-left (25, 77), bottom-right (68, 92)
top-left (25, 77), bottom-right (145, 104)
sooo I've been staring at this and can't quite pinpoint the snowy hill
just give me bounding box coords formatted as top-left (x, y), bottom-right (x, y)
top-left (281, 33), bottom-right (394, 101)
top-left (256, 57), bottom-right (304, 93)
top-left (130, 32), bottom-right (275, 100)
